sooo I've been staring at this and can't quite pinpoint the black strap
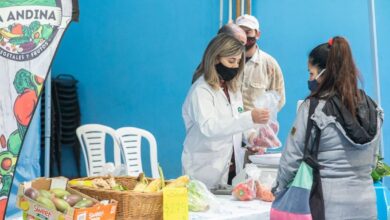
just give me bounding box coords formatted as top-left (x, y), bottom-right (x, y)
top-left (304, 98), bottom-right (325, 220)
top-left (303, 98), bottom-right (319, 158)
top-left (312, 126), bottom-right (321, 160)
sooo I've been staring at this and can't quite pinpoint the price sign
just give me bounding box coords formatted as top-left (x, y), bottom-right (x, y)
top-left (163, 187), bottom-right (188, 220)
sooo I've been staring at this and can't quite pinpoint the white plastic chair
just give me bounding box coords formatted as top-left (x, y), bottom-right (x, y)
top-left (76, 124), bottom-right (121, 176)
top-left (115, 127), bottom-right (159, 178)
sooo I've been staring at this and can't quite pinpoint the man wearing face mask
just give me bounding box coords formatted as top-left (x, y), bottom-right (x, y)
top-left (236, 15), bottom-right (285, 111)
top-left (235, 15), bottom-right (285, 155)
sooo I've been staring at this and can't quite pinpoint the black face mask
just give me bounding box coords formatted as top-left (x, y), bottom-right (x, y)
top-left (245, 36), bottom-right (257, 50)
top-left (215, 63), bottom-right (239, 82)
top-left (307, 69), bottom-right (326, 92)
top-left (307, 79), bottom-right (319, 92)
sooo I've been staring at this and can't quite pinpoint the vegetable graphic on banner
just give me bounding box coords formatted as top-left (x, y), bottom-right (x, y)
top-left (0, 21), bottom-right (54, 56)
top-left (0, 0), bottom-right (78, 218)
top-left (0, 0), bottom-right (61, 61)
top-left (13, 69), bottom-right (42, 138)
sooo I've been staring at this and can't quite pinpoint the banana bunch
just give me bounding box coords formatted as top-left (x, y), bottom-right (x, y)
top-left (0, 28), bottom-right (22, 39)
top-left (133, 166), bottom-right (165, 193)
top-left (133, 165), bottom-right (190, 193)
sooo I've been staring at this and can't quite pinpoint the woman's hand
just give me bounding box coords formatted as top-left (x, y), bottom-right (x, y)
top-left (251, 108), bottom-right (270, 124)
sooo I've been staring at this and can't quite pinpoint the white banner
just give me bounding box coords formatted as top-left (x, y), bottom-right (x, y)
top-left (0, 6), bottom-right (62, 27)
top-left (0, 0), bottom-right (76, 218)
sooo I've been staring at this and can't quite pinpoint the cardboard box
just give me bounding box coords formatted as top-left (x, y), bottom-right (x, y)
top-left (16, 177), bottom-right (117, 220)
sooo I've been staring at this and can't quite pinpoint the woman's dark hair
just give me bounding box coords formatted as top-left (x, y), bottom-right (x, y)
top-left (311, 36), bottom-right (361, 117)
top-left (309, 43), bottom-right (330, 70)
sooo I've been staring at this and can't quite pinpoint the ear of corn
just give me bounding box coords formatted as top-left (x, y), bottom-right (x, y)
top-left (159, 165), bottom-right (165, 188)
top-left (133, 182), bottom-right (148, 192)
top-left (165, 175), bottom-right (190, 188)
top-left (143, 179), bottom-right (162, 192)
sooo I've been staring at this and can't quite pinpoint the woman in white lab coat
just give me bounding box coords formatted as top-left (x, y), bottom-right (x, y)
top-left (182, 34), bottom-right (270, 189)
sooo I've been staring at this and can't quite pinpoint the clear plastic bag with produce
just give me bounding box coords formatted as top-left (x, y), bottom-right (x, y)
top-left (245, 164), bottom-right (275, 202)
top-left (233, 164), bottom-right (275, 202)
top-left (187, 180), bottom-right (224, 213)
top-left (232, 178), bottom-right (257, 201)
top-left (255, 180), bottom-right (275, 202)
top-left (253, 91), bottom-right (282, 148)
top-left (231, 164), bottom-right (259, 201)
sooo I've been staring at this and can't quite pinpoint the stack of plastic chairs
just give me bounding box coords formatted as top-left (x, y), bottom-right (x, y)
top-left (41, 74), bottom-right (81, 177)
top-left (52, 74), bottom-right (81, 177)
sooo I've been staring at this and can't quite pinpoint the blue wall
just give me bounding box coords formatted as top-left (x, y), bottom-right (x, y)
top-left (52, 0), bottom-right (390, 179)
top-left (252, 0), bottom-right (379, 148)
top-left (52, 0), bottom-right (222, 178)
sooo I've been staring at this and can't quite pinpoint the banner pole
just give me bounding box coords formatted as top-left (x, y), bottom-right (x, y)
top-left (368, 0), bottom-right (384, 156)
top-left (44, 70), bottom-right (52, 177)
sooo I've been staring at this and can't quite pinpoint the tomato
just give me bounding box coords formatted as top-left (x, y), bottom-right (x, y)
top-left (0, 197), bottom-right (7, 220)
top-left (13, 89), bottom-right (37, 126)
top-left (11, 24), bottom-right (23, 35)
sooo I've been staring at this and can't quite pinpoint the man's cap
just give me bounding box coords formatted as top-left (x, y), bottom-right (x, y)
top-left (236, 14), bottom-right (260, 31)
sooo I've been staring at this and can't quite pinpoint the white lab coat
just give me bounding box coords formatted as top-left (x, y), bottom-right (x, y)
top-left (182, 76), bottom-right (255, 189)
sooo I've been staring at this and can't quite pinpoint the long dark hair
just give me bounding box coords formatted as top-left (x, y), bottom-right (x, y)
top-left (309, 43), bottom-right (330, 70)
top-left (310, 36), bottom-right (361, 117)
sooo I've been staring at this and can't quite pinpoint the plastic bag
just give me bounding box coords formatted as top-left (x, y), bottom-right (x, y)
top-left (238, 164), bottom-right (274, 202)
top-left (253, 91), bottom-right (282, 148)
top-left (100, 162), bottom-right (127, 176)
top-left (187, 180), bottom-right (224, 212)
top-left (255, 180), bottom-right (275, 202)
top-left (232, 178), bottom-right (256, 201)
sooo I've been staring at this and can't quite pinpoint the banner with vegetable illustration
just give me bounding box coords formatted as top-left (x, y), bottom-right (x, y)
top-left (0, 0), bottom-right (78, 218)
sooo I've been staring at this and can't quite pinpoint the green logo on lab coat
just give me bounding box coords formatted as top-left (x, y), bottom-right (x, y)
top-left (238, 107), bottom-right (243, 113)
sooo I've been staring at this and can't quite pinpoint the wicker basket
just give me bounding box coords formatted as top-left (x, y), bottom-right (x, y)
top-left (69, 176), bottom-right (166, 220)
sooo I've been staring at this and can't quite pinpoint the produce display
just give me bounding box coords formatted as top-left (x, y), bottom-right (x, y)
top-left (133, 173), bottom-right (159, 192)
top-left (23, 187), bottom-right (95, 213)
top-left (187, 180), bottom-right (213, 212)
top-left (70, 167), bottom-right (190, 194)
top-left (133, 173), bottom-right (190, 193)
top-left (92, 177), bottom-right (126, 191)
top-left (69, 177), bottom-right (126, 191)
top-left (16, 177), bottom-right (117, 220)
top-left (232, 179), bottom-right (256, 201)
top-left (232, 179), bottom-right (274, 202)
top-left (67, 166), bottom-right (192, 219)
top-left (18, 167), bottom-right (275, 219)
